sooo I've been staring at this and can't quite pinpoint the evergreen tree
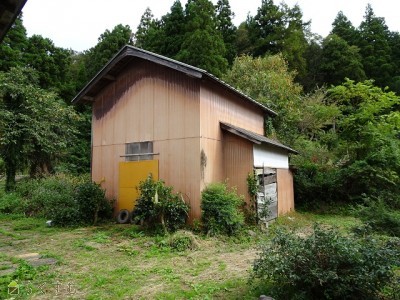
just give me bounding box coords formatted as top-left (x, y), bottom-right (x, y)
top-left (84, 24), bottom-right (132, 80)
top-left (246, 0), bottom-right (309, 79)
top-left (134, 7), bottom-right (163, 52)
top-left (331, 11), bottom-right (359, 46)
top-left (160, 1), bottom-right (185, 58)
top-left (215, 0), bottom-right (237, 65)
top-left (319, 34), bottom-right (366, 86)
top-left (25, 35), bottom-right (72, 94)
top-left (302, 36), bottom-right (323, 92)
top-left (176, 0), bottom-right (228, 77)
top-left (247, 0), bottom-right (285, 56)
top-left (389, 32), bottom-right (400, 93)
top-left (0, 14), bottom-right (27, 71)
top-left (358, 5), bottom-right (392, 88)
top-left (236, 21), bottom-right (252, 55)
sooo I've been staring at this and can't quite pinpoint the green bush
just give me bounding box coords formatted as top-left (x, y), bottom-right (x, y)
top-left (132, 175), bottom-right (189, 232)
top-left (201, 183), bottom-right (244, 236)
top-left (357, 198), bottom-right (400, 237)
top-left (75, 181), bottom-right (113, 225)
top-left (167, 230), bottom-right (199, 251)
top-left (251, 224), bottom-right (400, 299)
top-left (0, 193), bottom-right (23, 214)
top-left (14, 175), bottom-right (112, 226)
top-left (294, 163), bottom-right (345, 209)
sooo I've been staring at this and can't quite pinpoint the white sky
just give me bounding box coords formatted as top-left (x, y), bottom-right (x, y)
top-left (21, 0), bottom-right (400, 52)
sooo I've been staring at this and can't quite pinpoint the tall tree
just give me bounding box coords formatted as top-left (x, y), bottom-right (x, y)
top-left (246, 0), bottom-right (309, 79)
top-left (223, 54), bottom-right (302, 143)
top-left (246, 0), bottom-right (285, 56)
top-left (215, 0), bottom-right (237, 65)
top-left (319, 34), bottom-right (366, 86)
top-left (0, 67), bottom-right (78, 190)
top-left (133, 8), bottom-right (163, 52)
top-left (301, 35), bottom-right (323, 91)
top-left (25, 35), bottom-right (72, 95)
top-left (85, 24), bottom-right (132, 80)
top-left (357, 5), bottom-right (392, 88)
top-left (328, 80), bottom-right (400, 201)
top-left (280, 3), bottom-right (309, 79)
top-left (176, 0), bottom-right (228, 77)
top-left (160, 1), bottom-right (185, 58)
top-left (236, 21), bottom-right (252, 55)
top-left (331, 11), bottom-right (359, 46)
top-left (0, 14), bottom-right (27, 71)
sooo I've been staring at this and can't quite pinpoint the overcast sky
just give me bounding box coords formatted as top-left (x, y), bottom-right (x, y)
top-left (21, 0), bottom-right (400, 52)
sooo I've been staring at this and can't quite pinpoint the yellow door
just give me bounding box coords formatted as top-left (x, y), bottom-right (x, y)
top-left (118, 160), bottom-right (159, 212)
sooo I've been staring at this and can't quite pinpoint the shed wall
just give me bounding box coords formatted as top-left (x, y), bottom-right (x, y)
top-left (199, 81), bottom-right (265, 193)
top-left (277, 168), bottom-right (295, 214)
top-left (223, 132), bottom-right (254, 203)
top-left (91, 60), bottom-right (201, 219)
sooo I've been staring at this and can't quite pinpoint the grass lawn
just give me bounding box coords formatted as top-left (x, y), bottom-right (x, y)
top-left (0, 211), bottom-right (364, 299)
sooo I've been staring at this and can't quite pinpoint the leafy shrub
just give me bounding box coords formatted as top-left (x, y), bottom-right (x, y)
top-left (17, 175), bottom-right (77, 224)
top-left (75, 181), bottom-right (113, 225)
top-left (0, 193), bottom-right (23, 213)
top-left (14, 175), bottom-right (112, 226)
top-left (294, 163), bottom-right (345, 209)
top-left (251, 224), bottom-right (400, 299)
top-left (201, 183), bottom-right (244, 236)
top-left (132, 175), bottom-right (189, 232)
top-left (167, 230), bottom-right (199, 251)
top-left (357, 198), bottom-right (400, 237)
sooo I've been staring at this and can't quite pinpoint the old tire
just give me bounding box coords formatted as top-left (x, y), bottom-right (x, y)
top-left (116, 209), bottom-right (130, 224)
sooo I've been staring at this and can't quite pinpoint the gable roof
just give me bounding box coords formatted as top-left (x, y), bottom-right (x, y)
top-left (220, 122), bottom-right (298, 154)
top-left (72, 45), bottom-right (277, 116)
top-left (0, 0), bottom-right (27, 42)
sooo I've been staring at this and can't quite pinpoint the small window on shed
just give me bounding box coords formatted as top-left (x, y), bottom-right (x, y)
top-left (125, 142), bottom-right (153, 161)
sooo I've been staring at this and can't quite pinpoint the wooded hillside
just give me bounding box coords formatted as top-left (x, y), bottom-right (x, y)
top-left (0, 0), bottom-right (399, 211)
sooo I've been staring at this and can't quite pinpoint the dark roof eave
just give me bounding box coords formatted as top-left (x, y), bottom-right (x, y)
top-left (71, 45), bottom-right (277, 116)
top-left (220, 122), bottom-right (298, 154)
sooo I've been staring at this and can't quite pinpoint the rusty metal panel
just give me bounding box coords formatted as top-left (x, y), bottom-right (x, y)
top-left (222, 132), bottom-right (254, 204)
top-left (277, 168), bottom-right (295, 215)
top-left (200, 81), bottom-right (265, 141)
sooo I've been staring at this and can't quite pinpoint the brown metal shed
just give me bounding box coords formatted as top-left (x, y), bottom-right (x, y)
top-left (72, 45), bottom-right (296, 222)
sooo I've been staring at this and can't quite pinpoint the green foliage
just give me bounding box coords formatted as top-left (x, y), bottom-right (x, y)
top-left (251, 224), bottom-right (400, 299)
top-left (358, 5), bottom-right (393, 89)
top-left (0, 67), bottom-right (79, 190)
top-left (14, 175), bottom-right (112, 226)
top-left (132, 175), bottom-right (189, 232)
top-left (357, 198), bottom-right (400, 237)
top-left (320, 34), bottom-right (366, 85)
top-left (84, 24), bottom-right (132, 79)
top-left (133, 8), bottom-right (163, 52)
top-left (201, 183), bottom-right (244, 236)
top-left (0, 193), bottom-right (23, 214)
top-left (245, 172), bottom-right (258, 224)
top-left (215, 0), bottom-right (237, 65)
top-left (167, 230), bottom-right (199, 251)
top-left (223, 54), bottom-right (302, 143)
top-left (329, 80), bottom-right (400, 203)
top-left (75, 181), bottom-right (113, 225)
top-left (176, 0), bottom-right (228, 77)
top-left (245, 0), bottom-right (309, 78)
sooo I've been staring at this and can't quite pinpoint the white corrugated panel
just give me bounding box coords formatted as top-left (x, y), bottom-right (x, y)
top-left (253, 144), bottom-right (289, 169)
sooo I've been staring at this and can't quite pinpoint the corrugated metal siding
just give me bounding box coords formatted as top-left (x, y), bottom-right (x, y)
top-left (277, 168), bottom-right (295, 215)
top-left (91, 60), bottom-right (201, 218)
top-left (223, 132), bottom-right (254, 203)
top-left (200, 80), bottom-right (264, 141)
top-left (199, 80), bottom-right (264, 202)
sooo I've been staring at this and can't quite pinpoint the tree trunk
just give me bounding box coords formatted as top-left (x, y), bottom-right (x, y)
top-left (5, 157), bottom-right (16, 192)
